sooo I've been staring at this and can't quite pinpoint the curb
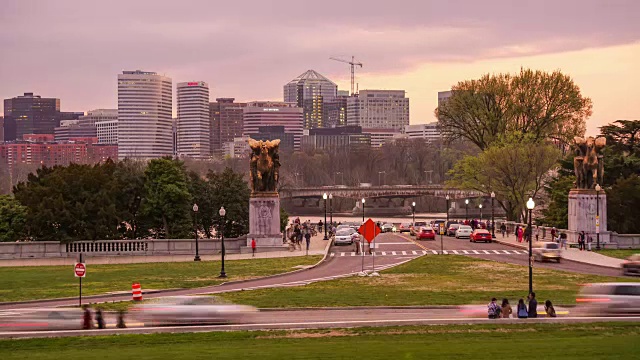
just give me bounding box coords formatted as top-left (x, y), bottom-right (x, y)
top-left (493, 239), bottom-right (621, 270)
top-left (258, 304), bottom-right (578, 311)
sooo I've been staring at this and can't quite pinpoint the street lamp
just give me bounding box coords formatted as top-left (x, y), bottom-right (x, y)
top-left (362, 198), bottom-right (366, 222)
top-left (479, 204), bottom-right (483, 223)
top-left (193, 204), bottom-right (201, 261)
top-left (491, 192), bottom-right (496, 238)
top-left (445, 195), bottom-right (450, 225)
top-left (329, 193), bottom-right (333, 226)
top-left (595, 184), bottom-right (601, 250)
top-left (412, 201), bottom-right (416, 225)
top-left (218, 206), bottom-right (227, 278)
top-left (378, 171), bottom-right (386, 186)
top-left (323, 193), bottom-right (329, 240)
top-left (526, 197), bottom-right (535, 294)
top-left (465, 199), bottom-right (469, 222)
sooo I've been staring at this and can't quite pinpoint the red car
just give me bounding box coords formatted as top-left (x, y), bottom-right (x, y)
top-left (416, 227), bottom-right (436, 240)
top-left (470, 229), bottom-right (492, 243)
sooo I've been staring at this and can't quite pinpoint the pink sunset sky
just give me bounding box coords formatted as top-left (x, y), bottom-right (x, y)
top-left (1, 0), bottom-right (638, 135)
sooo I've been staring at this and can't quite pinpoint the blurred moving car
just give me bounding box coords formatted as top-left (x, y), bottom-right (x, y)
top-left (470, 229), bottom-right (492, 243)
top-left (416, 227), bottom-right (435, 240)
top-left (0, 308), bottom-right (84, 331)
top-left (131, 296), bottom-right (257, 326)
top-left (410, 221), bottom-right (427, 236)
top-left (622, 254), bottom-right (640, 276)
top-left (532, 242), bottom-right (562, 262)
top-left (334, 228), bottom-right (357, 245)
top-left (577, 283), bottom-right (640, 315)
top-left (398, 222), bottom-right (412, 233)
top-left (381, 223), bottom-right (396, 233)
top-left (447, 223), bottom-right (460, 237)
top-left (455, 225), bottom-right (473, 239)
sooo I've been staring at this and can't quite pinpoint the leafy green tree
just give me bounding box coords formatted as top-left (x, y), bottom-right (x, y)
top-left (540, 175), bottom-right (574, 228)
top-left (112, 159), bottom-right (147, 239)
top-left (208, 167), bottom-right (250, 238)
top-left (607, 175), bottom-right (640, 233)
top-left (436, 68), bottom-right (592, 150)
top-left (0, 195), bottom-right (27, 242)
top-left (141, 158), bottom-right (192, 239)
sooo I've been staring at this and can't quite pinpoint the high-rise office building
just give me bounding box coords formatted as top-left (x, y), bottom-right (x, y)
top-left (242, 101), bottom-right (304, 150)
top-left (403, 123), bottom-right (441, 142)
top-left (210, 98), bottom-right (246, 155)
top-left (438, 90), bottom-right (452, 106)
top-left (176, 81), bottom-right (210, 158)
top-left (3, 92), bottom-right (61, 141)
top-left (80, 109), bottom-right (118, 125)
top-left (284, 70), bottom-right (337, 129)
top-left (117, 70), bottom-right (173, 159)
top-left (301, 125), bottom-right (371, 151)
top-left (347, 90), bottom-right (409, 130)
top-left (96, 120), bottom-right (118, 144)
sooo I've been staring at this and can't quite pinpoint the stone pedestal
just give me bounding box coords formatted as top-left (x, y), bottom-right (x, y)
top-left (247, 193), bottom-right (283, 247)
top-left (568, 189), bottom-right (610, 244)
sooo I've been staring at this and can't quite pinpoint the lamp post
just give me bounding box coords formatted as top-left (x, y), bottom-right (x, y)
top-left (329, 193), bottom-right (333, 226)
top-left (378, 171), bottom-right (386, 186)
top-left (445, 195), bottom-right (450, 225)
top-left (526, 198), bottom-right (535, 294)
top-left (491, 192), bottom-right (496, 238)
top-left (361, 198), bottom-right (366, 274)
top-left (193, 204), bottom-right (201, 261)
top-left (323, 193), bottom-right (329, 240)
top-left (218, 207), bottom-right (227, 278)
top-left (465, 199), bottom-right (469, 222)
top-left (479, 204), bottom-right (483, 223)
top-left (362, 198), bottom-right (366, 223)
top-left (412, 201), bottom-right (416, 225)
top-left (595, 184), bottom-right (601, 250)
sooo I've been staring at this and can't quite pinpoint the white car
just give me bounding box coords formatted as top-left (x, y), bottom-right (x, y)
top-left (0, 308), bottom-right (84, 331)
top-left (334, 228), bottom-right (357, 245)
top-left (455, 225), bottom-right (473, 239)
top-left (532, 242), bottom-right (562, 262)
top-left (577, 283), bottom-right (640, 316)
top-left (131, 296), bottom-right (257, 326)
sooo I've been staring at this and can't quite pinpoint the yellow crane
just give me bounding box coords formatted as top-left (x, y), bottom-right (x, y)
top-left (329, 56), bottom-right (363, 95)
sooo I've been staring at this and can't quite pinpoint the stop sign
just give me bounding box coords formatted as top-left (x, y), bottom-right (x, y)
top-left (74, 263), bottom-right (86, 278)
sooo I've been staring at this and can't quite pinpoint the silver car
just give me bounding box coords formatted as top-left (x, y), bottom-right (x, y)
top-left (131, 296), bottom-right (256, 326)
top-left (334, 228), bottom-right (356, 245)
top-left (577, 283), bottom-right (640, 315)
top-left (455, 225), bottom-right (472, 239)
top-left (533, 242), bottom-right (562, 263)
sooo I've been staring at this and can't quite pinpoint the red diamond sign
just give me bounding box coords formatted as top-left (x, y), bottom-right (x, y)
top-left (358, 219), bottom-right (382, 243)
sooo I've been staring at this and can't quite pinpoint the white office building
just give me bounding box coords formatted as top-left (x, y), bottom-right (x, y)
top-left (81, 109), bottom-right (118, 125)
top-left (117, 70), bottom-right (173, 159)
top-left (363, 128), bottom-right (402, 148)
top-left (96, 120), bottom-right (118, 144)
top-left (438, 90), bottom-right (452, 105)
top-left (347, 90), bottom-right (409, 130)
top-left (403, 122), bottom-right (441, 142)
top-left (222, 136), bottom-right (251, 158)
top-left (176, 81), bottom-right (210, 158)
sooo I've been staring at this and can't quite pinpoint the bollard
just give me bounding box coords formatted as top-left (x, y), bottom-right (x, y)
top-left (132, 282), bottom-right (143, 301)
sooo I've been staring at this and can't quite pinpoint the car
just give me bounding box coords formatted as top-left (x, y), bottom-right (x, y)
top-left (455, 225), bottom-right (472, 239)
top-left (447, 223), bottom-right (460, 237)
top-left (416, 227), bottom-right (436, 240)
top-left (470, 229), bottom-right (492, 243)
top-left (334, 228), bottom-right (357, 245)
top-left (131, 296), bottom-right (257, 326)
top-left (532, 242), bottom-right (562, 262)
top-left (0, 308), bottom-right (84, 331)
top-left (622, 254), bottom-right (640, 276)
top-left (410, 221), bottom-right (427, 236)
top-left (398, 222), bottom-right (412, 233)
top-left (381, 223), bottom-right (395, 233)
top-left (336, 224), bottom-right (352, 232)
top-left (577, 283), bottom-right (640, 315)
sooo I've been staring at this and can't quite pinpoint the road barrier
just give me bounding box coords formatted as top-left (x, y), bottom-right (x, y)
top-left (132, 282), bottom-right (143, 301)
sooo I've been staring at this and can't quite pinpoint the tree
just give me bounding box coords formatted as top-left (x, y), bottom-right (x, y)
top-left (187, 171), bottom-right (215, 238)
top-left (208, 167), bottom-right (250, 238)
top-left (447, 135), bottom-right (560, 221)
top-left (112, 159), bottom-right (147, 239)
top-left (141, 158), bottom-right (192, 239)
top-left (436, 68), bottom-right (592, 150)
top-left (0, 195), bottom-right (27, 242)
top-left (607, 175), bottom-right (640, 233)
top-left (280, 207), bottom-right (289, 233)
top-left (540, 175), bottom-right (574, 229)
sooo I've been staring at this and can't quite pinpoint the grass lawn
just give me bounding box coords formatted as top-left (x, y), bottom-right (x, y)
top-left (1, 323), bottom-right (639, 359)
top-left (0, 256), bottom-right (321, 303)
top-left (220, 255), bottom-right (639, 307)
top-left (596, 249), bottom-right (638, 259)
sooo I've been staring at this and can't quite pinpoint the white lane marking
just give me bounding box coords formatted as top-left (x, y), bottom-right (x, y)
top-left (391, 251), bottom-right (397, 256)
top-left (374, 242), bottom-right (418, 245)
top-left (431, 250), bottom-right (437, 255)
top-left (381, 252), bottom-right (387, 256)
top-left (483, 250), bottom-right (490, 254)
top-left (340, 252), bottom-right (345, 257)
top-left (330, 253), bottom-right (335, 257)
top-left (452, 250), bottom-right (459, 254)
top-left (412, 251), bottom-right (418, 255)
top-left (473, 250), bottom-right (480, 254)
top-left (402, 251), bottom-right (407, 255)
top-left (493, 250), bottom-right (501, 254)
top-left (463, 250), bottom-right (469, 254)
top-left (443, 250), bottom-right (448, 254)
top-left (351, 252), bottom-right (356, 256)
top-left (502, 250), bottom-right (511, 254)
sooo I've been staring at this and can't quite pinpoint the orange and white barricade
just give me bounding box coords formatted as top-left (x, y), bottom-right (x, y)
top-left (132, 282), bottom-right (143, 301)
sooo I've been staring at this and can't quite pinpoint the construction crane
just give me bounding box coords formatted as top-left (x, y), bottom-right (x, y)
top-left (330, 56), bottom-right (363, 96)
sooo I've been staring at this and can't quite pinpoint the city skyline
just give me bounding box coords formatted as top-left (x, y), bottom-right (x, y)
top-left (1, 0), bottom-right (639, 136)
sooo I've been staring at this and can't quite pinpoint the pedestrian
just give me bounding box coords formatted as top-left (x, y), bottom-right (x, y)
top-left (251, 238), bottom-right (257, 257)
top-left (517, 298), bottom-right (528, 319)
top-left (578, 231), bottom-right (586, 251)
top-left (551, 227), bottom-right (557, 241)
top-left (116, 310), bottom-right (127, 328)
top-left (487, 298), bottom-right (501, 319)
top-left (528, 292), bottom-right (538, 318)
top-left (535, 226), bottom-right (539, 242)
top-left (545, 300), bottom-right (557, 317)
top-left (318, 220), bottom-right (323, 233)
top-left (95, 307), bottom-right (106, 329)
top-left (82, 305), bottom-right (93, 330)
top-left (560, 233), bottom-right (568, 250)
top-left (354, 235), bottom-right (361, 255)
top-left (500, 224), bottom-right (507, 238)
top-left (501, 298), bottom-right (513, 318)
top-left (587, 234), bottom-right (593, 251)
top-left (517, 226), bottom-right (524, 243)
top-left (305, 231), bottom-right (311, 252)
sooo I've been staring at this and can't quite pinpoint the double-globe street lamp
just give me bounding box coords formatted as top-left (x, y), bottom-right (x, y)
top-left (323, 193), bottom-right (329, 240)
top-left (218, 206), bottom-right (227, 278)
top-left (193, 204), bottom-right (200, 262)
top-left (491, 192), bottom-right (496, 238)
top-left (526, 197), bottom-right (535, 294)
top-left (595, 184), bottom-right (602, 250)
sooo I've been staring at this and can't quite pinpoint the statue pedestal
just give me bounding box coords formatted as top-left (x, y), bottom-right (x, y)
top-left (247, 193), bottom-right (283, 247)
top-left (568, 189), bottom-right (610, 244)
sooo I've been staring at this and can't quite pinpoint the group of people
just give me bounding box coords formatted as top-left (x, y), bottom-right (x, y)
top-left (82, 305), bottom-right (127, 330)
top-left (462, 219), bottom-right (488, 231)
top-left (487, 292), bottom-right (556, 319)
top-left (577, 230), bottom-right (593, 251)
top-left (287, 218), bottom-right (322, 251)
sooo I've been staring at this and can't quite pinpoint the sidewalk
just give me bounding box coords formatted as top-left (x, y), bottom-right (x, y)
top-left (0, 233), bottom-right (330, 267)
top-left (493, 232), bottom-right (624, 269)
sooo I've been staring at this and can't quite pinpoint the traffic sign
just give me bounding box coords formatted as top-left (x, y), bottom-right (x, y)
top-left (74, 262), bottom-right (86, 278)
top-left (439, 224), bottom-right (445, 235)
top-left (358, 219), bottom-right (382, 243)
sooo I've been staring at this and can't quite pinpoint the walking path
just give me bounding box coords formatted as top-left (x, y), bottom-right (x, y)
top-left (493, 232), bottom-right (624, 269)
top-left (0, 233), bottom-right (330, 267)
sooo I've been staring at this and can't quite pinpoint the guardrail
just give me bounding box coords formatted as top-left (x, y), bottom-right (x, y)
top-left (65, 240), bottom-right (149, 254)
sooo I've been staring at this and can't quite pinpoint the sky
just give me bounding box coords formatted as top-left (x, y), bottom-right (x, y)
top-left (1, 0), bottom-right (639, 135)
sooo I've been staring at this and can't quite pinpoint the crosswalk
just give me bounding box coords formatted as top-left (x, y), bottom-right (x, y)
top-left (330, 249), bottom-right (528, 257)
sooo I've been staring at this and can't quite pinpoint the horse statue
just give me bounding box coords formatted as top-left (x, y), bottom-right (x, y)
top-left (573, 136), bottom-right (606, 189)
top-left (248, 138), bottom-right (281, 193)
